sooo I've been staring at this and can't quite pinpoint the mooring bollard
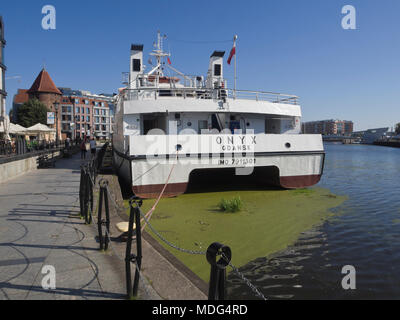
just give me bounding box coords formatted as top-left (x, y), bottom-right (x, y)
top-left (125, 197), bottom-right (143, 299)
top-left (206, 242), bottom-right (232, 300)
top-left (97, 179), bottom-right (111, 250)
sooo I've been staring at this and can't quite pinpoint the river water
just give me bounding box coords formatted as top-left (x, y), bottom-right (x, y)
top-left (227, 143), bottom-right (400, 300)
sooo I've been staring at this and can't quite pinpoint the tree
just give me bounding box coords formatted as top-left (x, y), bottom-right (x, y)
top-left (17, 98), bottom-right (49, 128)
top-left (395, 123), bottom-right (400, 135)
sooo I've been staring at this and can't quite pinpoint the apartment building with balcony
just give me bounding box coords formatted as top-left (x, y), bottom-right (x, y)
top-left (58, 88), bottom-right (114, 140)
top-left (302, 119), bottom-right (354, 136)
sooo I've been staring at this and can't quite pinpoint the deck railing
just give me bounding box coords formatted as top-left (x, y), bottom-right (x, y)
top-left (121, 87), bottom-right (298, 105)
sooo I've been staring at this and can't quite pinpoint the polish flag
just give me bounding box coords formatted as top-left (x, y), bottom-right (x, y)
top-left (227, 42), bottom-right (236, 65)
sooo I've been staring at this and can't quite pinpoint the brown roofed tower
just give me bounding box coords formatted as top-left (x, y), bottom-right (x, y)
top-left (27, 68), bottom-right (62, 139)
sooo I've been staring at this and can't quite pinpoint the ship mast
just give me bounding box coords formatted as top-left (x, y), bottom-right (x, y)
top-left (149, 31), bottom-right (170, 77)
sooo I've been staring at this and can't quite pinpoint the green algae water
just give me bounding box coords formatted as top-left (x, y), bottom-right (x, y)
top-left (136, 187), bottom-right (346, 282)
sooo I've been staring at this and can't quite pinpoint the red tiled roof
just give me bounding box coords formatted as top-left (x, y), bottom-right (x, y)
top-left (13, 89), bottom-right (30, 104)
top-left (27, 68), bottom-right (62, 95)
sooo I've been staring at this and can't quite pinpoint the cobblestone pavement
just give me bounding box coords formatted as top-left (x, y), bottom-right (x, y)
top-left (0, 154), bottom-right (128, 300)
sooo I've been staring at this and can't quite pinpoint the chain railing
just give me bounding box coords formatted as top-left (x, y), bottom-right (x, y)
top-left (79, 144), bottom-right (267, 301)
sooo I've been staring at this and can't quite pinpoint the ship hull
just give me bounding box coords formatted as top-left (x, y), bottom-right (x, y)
top-left (114, 148), bottom-right (325, 199)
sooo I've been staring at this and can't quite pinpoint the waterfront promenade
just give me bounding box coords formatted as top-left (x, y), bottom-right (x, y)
top-left (0, 153), bottom-right (129, 300)
top-left (0, 152), bottom-right (207, 300)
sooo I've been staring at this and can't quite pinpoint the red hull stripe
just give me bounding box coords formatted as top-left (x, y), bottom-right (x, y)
top-left (132, 174), bottom-right (322, 199)
top-left (279, 175), bottom-right (322, 189)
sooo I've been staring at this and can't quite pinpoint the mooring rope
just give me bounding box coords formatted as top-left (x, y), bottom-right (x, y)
top-left (141, 151), bottom-right (179, 232)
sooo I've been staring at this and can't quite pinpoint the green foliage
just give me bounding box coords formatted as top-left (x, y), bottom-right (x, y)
top-left (17, 98), bottom-right (49, 128)
top-left (218, 196), bottom-right (243, 213)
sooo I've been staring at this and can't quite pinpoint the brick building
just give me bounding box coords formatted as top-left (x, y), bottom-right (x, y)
top-left (302, 119), bottom-right (354, 135)
top-left (58, 88), bottom-right (114, 140)
top-left (13, 68), bottom-right (114, 141)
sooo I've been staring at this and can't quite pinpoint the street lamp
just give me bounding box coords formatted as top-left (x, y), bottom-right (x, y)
top-left (54, 101), bottom-right (59, 146)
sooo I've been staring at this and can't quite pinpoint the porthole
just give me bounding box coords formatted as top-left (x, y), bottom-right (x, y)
top-left (285, 143), bottom-right (291, 149)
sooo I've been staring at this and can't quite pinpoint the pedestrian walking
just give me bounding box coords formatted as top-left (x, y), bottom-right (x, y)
top-left (80, 138), bottom-right (87, 160)
top-left (65, 137), bottom-right (70, 149)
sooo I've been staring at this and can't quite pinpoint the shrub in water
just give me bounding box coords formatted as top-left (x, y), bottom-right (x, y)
top-left (218, 196), bottom-right (242, 213)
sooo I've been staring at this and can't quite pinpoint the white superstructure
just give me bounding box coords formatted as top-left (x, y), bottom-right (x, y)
top-left (113, 32), bottom-right (325, 198)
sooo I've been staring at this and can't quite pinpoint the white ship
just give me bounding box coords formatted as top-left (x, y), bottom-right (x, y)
top-left (113, 32), bottom-right (325, 199)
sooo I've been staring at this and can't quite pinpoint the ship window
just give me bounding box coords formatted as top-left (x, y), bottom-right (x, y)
top-left (132, 59), bottom-right (141, 72)
top-left (214, 64), bottom-right (221, 76)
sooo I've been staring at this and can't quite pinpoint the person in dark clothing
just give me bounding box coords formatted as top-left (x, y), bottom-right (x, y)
top-left (80, 139), bottom-right (87, 160)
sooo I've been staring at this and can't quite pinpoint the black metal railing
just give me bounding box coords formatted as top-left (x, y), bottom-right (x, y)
top-left (78, 143), bottom-right (267, 300)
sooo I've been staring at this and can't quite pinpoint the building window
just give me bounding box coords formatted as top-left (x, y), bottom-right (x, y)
top-left (95, 117), bottom-right (99, 123)
top-left (84, 100), bottom-right (89, 105)
top-left (75, 98), bottom-right (80, 104)
top-left (75, 107), bottom-right (80, 114)
top-left (95, 109), bottom-right (99, 115)
top-left (86, 116), bottom-right (90, 122)
top-left (62, 106), bottom-right (72, 113)
top-left (86, 107), bottom-right (90, 114)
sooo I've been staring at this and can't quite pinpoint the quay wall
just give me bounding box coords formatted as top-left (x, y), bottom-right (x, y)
top-left (0, 151), bottom-right (61, 184)
top-left (373, 141), bottom-right (400, 148)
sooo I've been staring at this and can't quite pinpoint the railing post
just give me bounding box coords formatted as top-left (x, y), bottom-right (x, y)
top-left (125, 201), bottom-right (135, 299)
top-left (97, 183), bottom-right (104, 250)
top-left (132, 199), bottom-right (143, 297)
top-left (79, 166), bottom-right (85, 219)
top-left (126, 197), bottom-right (143, 299)
top-left (87, 170), bottom-right (93, 225)
top-left (206, 242), bottom-right (232, 300)
top-left (97, 179), bottom-right (110, 250)
top-left (103, 183), bottom-right (110, 250)
top-left (83, 168), bottom-right (90, 223)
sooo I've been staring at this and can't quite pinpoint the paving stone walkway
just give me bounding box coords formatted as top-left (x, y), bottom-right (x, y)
top-left (0, 153), bottom-right (129, 300)
top-left (0, 152), bottom-right (207, 300)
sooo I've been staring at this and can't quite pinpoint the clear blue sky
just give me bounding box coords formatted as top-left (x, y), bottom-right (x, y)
top-left (1, 0), bottom-right (399, 131)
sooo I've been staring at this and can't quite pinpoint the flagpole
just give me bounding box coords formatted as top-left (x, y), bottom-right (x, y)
top-left (234, 35), bottom-right (238, 98)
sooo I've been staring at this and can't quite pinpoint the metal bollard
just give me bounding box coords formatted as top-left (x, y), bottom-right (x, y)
top-left (206, 242), bottom-right (232, 300)
top-left (125, 197), bottom-right (143, 299)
